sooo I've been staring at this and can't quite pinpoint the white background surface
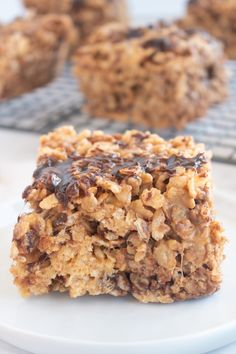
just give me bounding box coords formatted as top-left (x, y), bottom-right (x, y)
top-left (0, 1), bottom-right (236, 353)
top-left (0, 0), bottom-right (188, 22)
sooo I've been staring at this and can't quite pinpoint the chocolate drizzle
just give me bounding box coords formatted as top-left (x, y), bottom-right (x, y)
top-left (24, 153), bottom-right (207, 205)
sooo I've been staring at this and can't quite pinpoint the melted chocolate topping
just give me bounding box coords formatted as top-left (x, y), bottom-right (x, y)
top-left (24, 153), bottom-right (207, 205)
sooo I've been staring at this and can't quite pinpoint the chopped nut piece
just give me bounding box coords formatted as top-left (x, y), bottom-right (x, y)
top-left (151, 209), bottom-right (170, 241)
top-left (131, 200), bottom-right (153, 220)
top-left (154, 242), bottom-right (177, 270)
top-left (141, 188), bottom-right (164, 209)
top-left (134, 218), bottom-right (150, 242)
top-left (39, 194), bottom-right (58, 210)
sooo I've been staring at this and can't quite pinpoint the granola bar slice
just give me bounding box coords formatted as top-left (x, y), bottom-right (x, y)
top-left (23, 0), bottom-right (128, 48)
top-left (74, 22), bottom-right (228, 129)
top-left (11, 126), bottom-right (225, 303)
top-left (0, 15), bottom-right (77, 100)
top-left (179, 0), bottom-right (236, 59)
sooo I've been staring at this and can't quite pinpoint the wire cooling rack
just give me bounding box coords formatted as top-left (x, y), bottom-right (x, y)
top-left (1, 63), bottom-right (236, 165)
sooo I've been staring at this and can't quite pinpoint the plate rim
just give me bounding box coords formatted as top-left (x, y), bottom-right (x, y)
top-left (1, 318), bottom-right (236, 354)
top-left (1, 315), bottom-right (236, 347)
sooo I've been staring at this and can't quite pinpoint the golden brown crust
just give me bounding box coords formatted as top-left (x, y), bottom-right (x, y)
top-left (178, 0), bottom-right (236, 59)
top-left (74, 22), bottom-right (228, 129)
top-left (10, 126), bottom-right (226, 303)
top-left (0, 15), bottom-right (77, 100)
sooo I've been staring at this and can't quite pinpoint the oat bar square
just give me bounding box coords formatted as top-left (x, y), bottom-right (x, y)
top-left (0, 15), bottom-right (76, 100)
top-left (74, 23), bottom-right (228, 129)
top-left (11, 127), bottom-right (225, 303)
top-left (23, 0), bottom-right (128, 49)
top-left (179, 0), bottom-right (236, 59)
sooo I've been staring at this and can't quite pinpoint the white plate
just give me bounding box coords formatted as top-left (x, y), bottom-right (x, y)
top-left (0, 191), bottom-right (235, 354)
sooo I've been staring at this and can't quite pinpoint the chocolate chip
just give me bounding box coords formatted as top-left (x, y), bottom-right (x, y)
top-left (185, 28), bottom-right (198, 36)
top-left (142, 38), bottom-right (173, 51)
top-left (188, 0), bottom-right (198, 5)
top-left (22, 185), bottom-right (32, 199)
top-left (52, 213), bottom-right (67, 230)
top-left (132, 132), bottom-right (149, 141)
top-left (126, 28), bottom-right (143, 40)
top-left (203, 263), bottom-right (212, 270)
top-left (72, 0), bottom-right (83, 9)
top-left (25, 229), bottom-right (38, 253)
top-left (207, 65), bottom-right (215, 79)
top-left (38, 253), bottom-right (50, 264)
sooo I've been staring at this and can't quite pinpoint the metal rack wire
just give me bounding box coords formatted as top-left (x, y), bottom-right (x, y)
top-left (1, 63), bottom-right (236, 164)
